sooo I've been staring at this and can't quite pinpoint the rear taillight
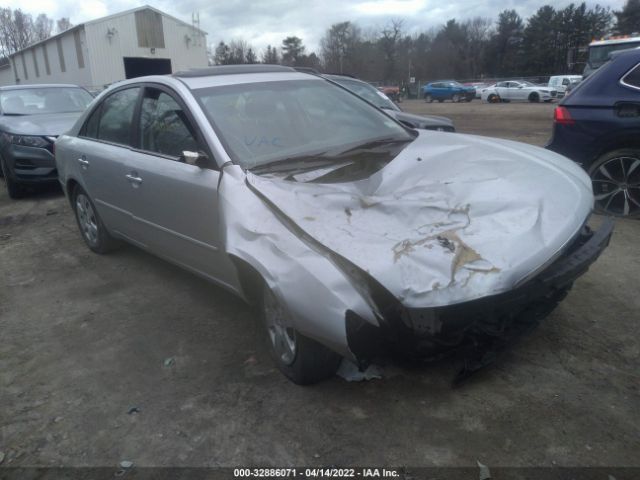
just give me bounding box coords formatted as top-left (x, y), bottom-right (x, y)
top-left (554, 106), bottom-right (574, 125)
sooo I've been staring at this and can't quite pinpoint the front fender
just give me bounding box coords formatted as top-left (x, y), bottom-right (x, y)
top-left (219, 164), bottom-right (379, 359)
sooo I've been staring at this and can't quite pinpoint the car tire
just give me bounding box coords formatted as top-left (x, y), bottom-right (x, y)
top-left (72, 186), bottom-right (121, 253)
top-left (487, 94), bottom-right (499, 103)
top-left (452, 93), bottom-right (461, 103)
top-left (0, 157), bottom-right (24, 199)
top-left (466, 97), bottom-right (473, 102)
top-left (437, 99), bottom-right (444, 103)
top-left (588, 149), bottom-right (640, 218)
top-left (424, 94), bottom-right (433, 103)
top-left (261, 283), bottom-right (342, 385)
top-left (528, 92), bottom-right (540, 103)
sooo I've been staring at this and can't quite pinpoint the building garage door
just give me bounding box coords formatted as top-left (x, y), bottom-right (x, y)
top-left (123, 57), bottom-right (172, 79)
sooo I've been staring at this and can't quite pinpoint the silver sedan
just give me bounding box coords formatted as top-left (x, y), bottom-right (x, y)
top-left (55, 65), bottom-right (612, 384)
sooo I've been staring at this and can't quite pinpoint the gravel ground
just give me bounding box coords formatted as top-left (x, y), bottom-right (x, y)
top-left (1, 100), bottom-right (638, 470)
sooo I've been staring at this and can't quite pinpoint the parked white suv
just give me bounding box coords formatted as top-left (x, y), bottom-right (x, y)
top-left (548, 75), bottom-right (582, 98)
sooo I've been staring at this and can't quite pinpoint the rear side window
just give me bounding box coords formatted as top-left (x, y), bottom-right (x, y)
top-left (622, 63), bottom-right (640, 89)
top-left (82, 87), bottom-right (140, 145)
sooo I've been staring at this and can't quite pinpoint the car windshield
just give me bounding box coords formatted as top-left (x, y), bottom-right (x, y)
top-left (194, 79), bottom-right (413, 169)
top-left (589, 42), bottom-right (640, 67)
top-left (448, 81), bottom-right (463, 87)
top-left (0, 87), bottom-right (93, 115)
top-left (331, 78), bottom-right (399, 111)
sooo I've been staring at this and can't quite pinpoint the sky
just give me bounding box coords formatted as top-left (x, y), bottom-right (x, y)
top-left (5, 0), bottom-right (627, 54)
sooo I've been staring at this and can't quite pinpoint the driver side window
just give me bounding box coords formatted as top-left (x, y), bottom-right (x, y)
top-left (139, 88), bottom-right (201, 159)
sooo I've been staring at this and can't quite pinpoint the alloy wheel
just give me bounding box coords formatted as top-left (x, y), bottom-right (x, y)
top-left (591, 155), bottom-right (640, 217)
top-left (76, 193), bottom-right (99, 246)
top-left (263, 287), bottom-right (297, 366)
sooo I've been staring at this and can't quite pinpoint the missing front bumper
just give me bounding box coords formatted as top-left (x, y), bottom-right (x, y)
top-left (347, 216), bottom-right (614, 364)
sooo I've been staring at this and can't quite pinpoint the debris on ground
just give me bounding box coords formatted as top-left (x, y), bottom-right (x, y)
top-left (0, 233), bottom-right (11, 241)
top-left (127, 406), bottom-right (140, 415)
top-left (0, 452), bottom-right (5, 464)
top-left (53, 416), bottom-right (63, 423)
top-left (477, 460), bottom-right (491, 480)
top-left (119, 460), bottom-right (134, 469)
top-left (336, 359), bottom-right (382, 382)
top-left (45, 209), bottom-right (58, 216)
top-left (163, 357), bottom-right (175, 368)
top-left (243, 355), bottom-right (257, 365)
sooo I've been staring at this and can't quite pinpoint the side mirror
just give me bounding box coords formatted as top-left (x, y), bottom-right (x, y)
top-left (181, 150), bottom-right (209, 168)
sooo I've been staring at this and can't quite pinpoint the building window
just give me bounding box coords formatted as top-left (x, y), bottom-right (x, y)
top-left (135, 9), bottom-right (165, 48)
top-left (57, 38), bottom-right (66, 72)
top-left (43, 44), bottom-right (51, 75)
top-left (21, 53), bottom-right (28, 79)
top-left (73, 30), bottom-right (85, 69)
top-left (32, 50), bottom-right (40, 77)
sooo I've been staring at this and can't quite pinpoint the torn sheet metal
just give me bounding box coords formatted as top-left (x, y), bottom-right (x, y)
top-left (245, 131), bottom-right (593, 308)
top-left (219, 164), bottom-right (378, 359)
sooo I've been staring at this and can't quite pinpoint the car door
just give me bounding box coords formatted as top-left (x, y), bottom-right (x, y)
top-left (511, 82), bottom-right (527, 100)
top-left (69, 86), bottom-right (142, 239)
top-left (121, 85), bottom-right (238, 288)
top-left (495, 81), bottom-right (509, 99)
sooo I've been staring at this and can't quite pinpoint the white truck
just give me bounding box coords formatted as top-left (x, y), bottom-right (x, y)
top-left (583, 35), bottom-right (640, 77)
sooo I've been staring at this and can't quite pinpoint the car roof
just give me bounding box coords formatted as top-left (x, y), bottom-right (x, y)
top-left (173, 64), bottom-right (295, 78)
top-left (0, 84), bottom-right (82, 91)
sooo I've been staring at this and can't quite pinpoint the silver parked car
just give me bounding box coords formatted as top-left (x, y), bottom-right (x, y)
top-left (55, 65), bottom-right (613, 384)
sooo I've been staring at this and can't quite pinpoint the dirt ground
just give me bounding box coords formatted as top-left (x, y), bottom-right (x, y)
top-left (1, 100), bottom-right (639, 470)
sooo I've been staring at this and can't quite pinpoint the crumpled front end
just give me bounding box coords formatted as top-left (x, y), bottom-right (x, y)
top-left (219, 131), bottom-right (610, 366)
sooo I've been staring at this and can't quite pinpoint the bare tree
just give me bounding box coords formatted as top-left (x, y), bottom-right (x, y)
top-left (320, 21), bottom-right (360, 73)
top-left (379, 19), bottom-right (403, 83)
top-left (56, 17), bottom-right (72, 33)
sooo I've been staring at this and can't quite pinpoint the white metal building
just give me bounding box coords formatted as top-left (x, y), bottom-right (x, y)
top-left (0, 6), bottom-right (207, 89)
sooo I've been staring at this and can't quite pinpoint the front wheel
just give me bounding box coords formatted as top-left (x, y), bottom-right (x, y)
top-left (0, 158), bottom-right (23, 199)
top-left (589, 149), bottom-right (640, 217)
top-left (487, 94), bottom-right (500, 103)
top-left (72, 186), bottom-right (121, 253)
top-left (262, 284), bottom-right (341, 384)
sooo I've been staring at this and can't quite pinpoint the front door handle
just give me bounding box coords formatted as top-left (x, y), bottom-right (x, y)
top-left (77, 157), bottom-right (89, 168)
top-left (125, 173), bottom-right (143, 185)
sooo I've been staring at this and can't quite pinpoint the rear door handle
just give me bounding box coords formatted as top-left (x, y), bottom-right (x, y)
top-left (125, 173), bottom-right (143, 185)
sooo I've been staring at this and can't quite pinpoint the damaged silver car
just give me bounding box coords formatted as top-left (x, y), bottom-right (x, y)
top-left (55, 65), bottom-right (613, 384)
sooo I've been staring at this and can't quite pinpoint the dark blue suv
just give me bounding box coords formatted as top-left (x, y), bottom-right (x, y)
top-left (547, 49), bottom-right (640, 217)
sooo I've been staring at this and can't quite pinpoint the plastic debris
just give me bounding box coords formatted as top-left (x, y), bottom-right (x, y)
top-left (127, 406), bottom-right (140, 415)
top-left (477, 460), bottom-right (491, 480)
top-left (336, 359), bottom-right (382, 382)
top-left (244, 355), bottom-right (257, 365)
top-left (0, 452), bottom-right (5, 464)
top-left (119, 460), bottom-right (134, 469)
top-left (163, 357), bottom-right (175, 368)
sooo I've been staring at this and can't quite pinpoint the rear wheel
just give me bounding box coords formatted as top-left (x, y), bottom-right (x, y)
top-left (487, 94), bottom-right (499, 103)
top-left (589, 149), bottom-right (640, 217)
top-left (72, 186), bottom-right (121, 253)
top-left (528, 92), bottom-right (540, 103)
top-left (452, 93), bottom-right (461, 103)
top-left (424, 94), bottom-right (433, 103)
top-left (262, 284), bottom-right (341, 385)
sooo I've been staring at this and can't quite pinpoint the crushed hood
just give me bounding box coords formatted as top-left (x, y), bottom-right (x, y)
top-left (246, 131), bottom-right (593, 308)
